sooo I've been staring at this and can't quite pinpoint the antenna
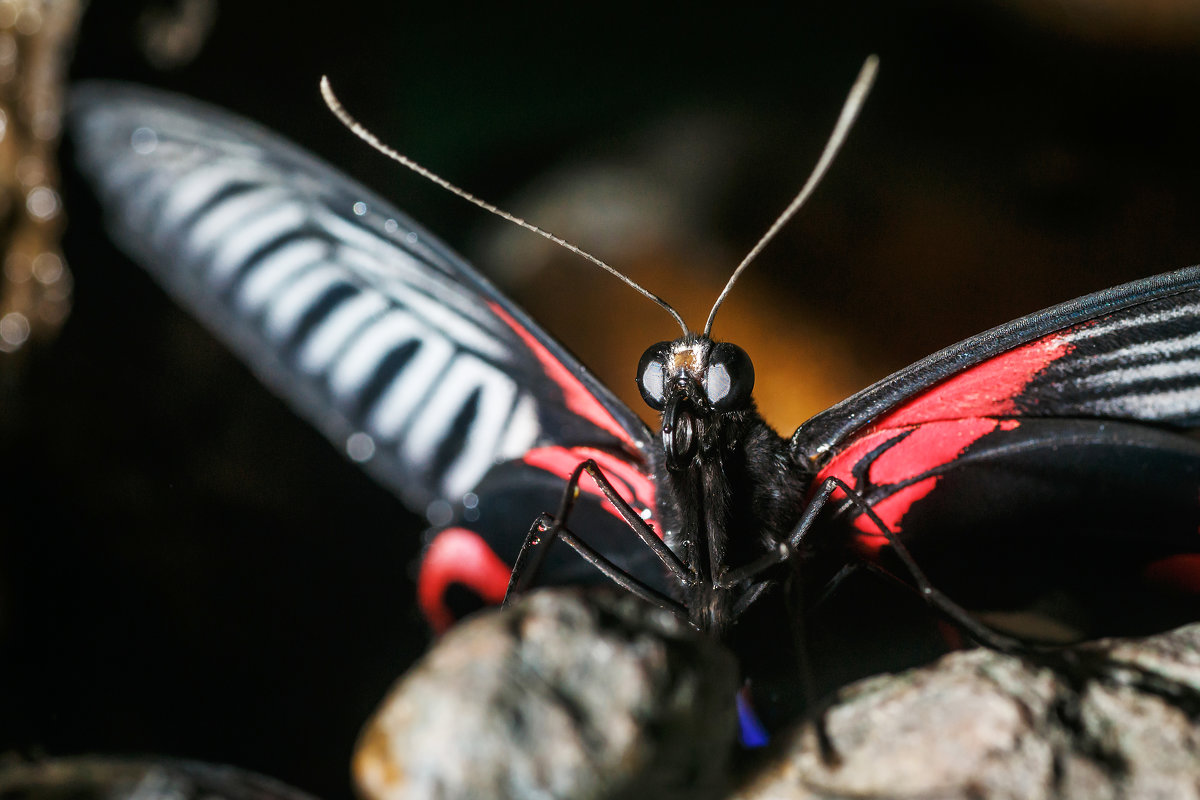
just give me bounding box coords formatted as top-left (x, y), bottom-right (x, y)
top-left (703, 55), bottom-right (879, 337)
top-left (319, 77), bottom-right (689, 337)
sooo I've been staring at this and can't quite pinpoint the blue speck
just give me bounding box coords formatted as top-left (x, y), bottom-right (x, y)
top-left (737, 690), bottom-right (769, 748)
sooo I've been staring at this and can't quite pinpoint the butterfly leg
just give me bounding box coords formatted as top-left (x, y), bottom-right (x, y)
top-left (812, 478), bottom-right (1025, 652)
top-left (503, 459), bottom-right (689, 619)
top-left (567, 460), bottom-right (689, 582)
top-left (715, 476), bottom-right (873, 591)
top-left (505, 512), bottom-right (687, 617)
top-left (804, 485), bottom-right (1200, 714)
top-left (720, 476), bottom-right (1022, 652)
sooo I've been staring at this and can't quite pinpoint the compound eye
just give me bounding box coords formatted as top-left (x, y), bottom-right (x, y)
top-left (704, 342), bottom-right (754, 411)
top-left (636, 341), bottom-right (672, 411)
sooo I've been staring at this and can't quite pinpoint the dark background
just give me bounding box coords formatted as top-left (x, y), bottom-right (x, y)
top-left (5, 1), bottom-right (1200, 798)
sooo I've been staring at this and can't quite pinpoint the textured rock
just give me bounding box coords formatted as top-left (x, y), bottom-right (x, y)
top-left (734, 624), bottom-right (1200, 800)
top-left (355, 592), bottom-right (1200, 800)
top-left (0, 757), bottom-right (320, 800)
top-left (353, 588), bottom-right (740, 800)
top-left (15, 621), bottom-right (1200, 800)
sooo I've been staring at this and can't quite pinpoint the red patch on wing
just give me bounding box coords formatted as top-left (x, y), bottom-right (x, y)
top-left (820, 418), bottom-right (1017, 547)
top-left (852, 476), bottom-right (940, 552)
top-left (418, 527), bottom-right (511, 633)
top-left (490, 302), bottom-right (635, 447)
top-left (876, 333), bottom-right (1073, 428)
top-left (522, 445), bottom-right (659, 531)
top-left (1142, 554), bottom-right (1200, 595)
top-left (815, 330), bottom-right (1073, 548)
top-left (869, 418), bottom-right (1001, 486)
top-left (936, 619), bottom-right (966, 651)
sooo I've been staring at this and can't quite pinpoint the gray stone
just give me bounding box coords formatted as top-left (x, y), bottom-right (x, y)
top-left (0, 757), bottom-right (320, 800)
top-left (734, 624), bottom-right (1200, 800)
top-left (354, 588), bottom-right (739, 800)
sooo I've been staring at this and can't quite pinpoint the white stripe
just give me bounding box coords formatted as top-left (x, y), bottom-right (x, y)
top-left (1065, 300), bottom-right (1200, 341)
top-left (366, 333), bottom-right (456, 438)
top-left (183, 185), bottom-right (291, 266)
top-left (395, 280), bottom-right (509, 361)
top-left (402, 353), bottom-right (518, 498)
top-left (262, 266), bottom-right (346, 341)
top-left (209, 202), bottom-right (310, 287)
top-left (323, 211), bottom-right (451, 280)
top-left (1086, 329), bottom-right (1200, 364)
top-left (154, 163), bottom-right (251, 244)
top-left (498, 393), bottom-right (540, 461)
top-left (320, 221), bottom-right (509, 361)
top-left (295, 291), bottom-right (389, 375)
top-left (1078, 357), bottom-right (1200, 389)
top-left (332, 229), bottom-right (457, 299)
top-left (1086, 387), bottom-right (1200, 420)
top-left (328, 310), bottom-right (425, 402)
top-left (321, 209), bottom-right (504, 332)
top-left (236, 239), bottom-right (327, 312)
top-left (314, 206), bottom-right (512, 361)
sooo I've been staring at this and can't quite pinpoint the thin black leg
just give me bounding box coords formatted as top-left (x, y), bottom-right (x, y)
top-left (502, 459), bottom-right (691, 619)
top-left (504, 512), bottom-right (561, 600)
top-left (820, 477), bottom-right (1023, 652)
top-left (720, 475), bottom-right (1022, 651)
top-left (571, 459), bottom-right (690, 582)
top-left (503, 512), bottom-right (686, 617)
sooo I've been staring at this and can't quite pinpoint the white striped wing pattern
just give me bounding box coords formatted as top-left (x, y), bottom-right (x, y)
top-left (70, 83), bottom-right (652, 521)
top-left (795, 266), bottom-right (1200, 462)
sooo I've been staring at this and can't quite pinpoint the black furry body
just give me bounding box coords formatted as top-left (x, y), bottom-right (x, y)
top-left (655, 402), bottom-right (811, 635)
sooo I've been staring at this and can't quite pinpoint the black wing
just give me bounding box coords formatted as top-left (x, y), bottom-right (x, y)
top-left (69, 82), bottom-right (655, 519)
top-left (800, 270), bottom-right (1200, 639)
top-left (70, 84), bottom-right (672, 629)
top-left (794, 266), bottom-right (1200, 463)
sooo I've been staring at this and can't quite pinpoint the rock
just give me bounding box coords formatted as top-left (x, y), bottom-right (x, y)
top-left (0, 756), bottom-right (321, 800)
top-left (354, 588), bottom-right (739, 800)
top-left (734, 623), bottom-right (1200, 800)
top-left (14, 618), bottom-right (1200, 800)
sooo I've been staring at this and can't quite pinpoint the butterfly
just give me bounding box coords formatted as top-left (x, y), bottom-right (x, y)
top-left (69, 64), bottom-right (1200, 718)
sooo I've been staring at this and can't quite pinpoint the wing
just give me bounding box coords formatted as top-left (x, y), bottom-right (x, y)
top-left (69, 82), bottom-right (654, 513)
top-left (69, 83), bottom-right (666, 627)
top-left (796, 271), bottom-right (1200, 638)
top-left (794, 267), bottom-right (1200, 462)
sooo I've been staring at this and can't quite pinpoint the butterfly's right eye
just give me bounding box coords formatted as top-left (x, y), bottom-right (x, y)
top-left (636, 342), bottom-right (672, 411)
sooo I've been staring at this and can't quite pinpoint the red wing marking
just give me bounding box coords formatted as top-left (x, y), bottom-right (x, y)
top-left (819, 417), bottom-right (1016, 547)
top-left (522, 445), bottom-right (659, 530)
top-left (1142, 554), bottom-right (1200, 595)
top-left (852, 476), bottom-right (940, 552)
top-left (490, 302), bottom-right (636, 447)
top-left (815, 329), bottom-right (1075, 549)
top-left (823, 429), bottom-right (901, 488)
top-left (875, 333), bottom-right (1073, 428)
top-left (869, 418), bottom-right (1001, 486)
top-left (418, 527), bottom-right (511, 633)
top-left (936, 619), bottom-right (966, 651)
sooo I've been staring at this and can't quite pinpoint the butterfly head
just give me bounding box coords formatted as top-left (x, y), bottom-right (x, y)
top-left (636, 336), bottom-right (755, 472)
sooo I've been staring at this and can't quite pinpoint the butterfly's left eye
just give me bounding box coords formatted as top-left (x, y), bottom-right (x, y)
top-left (636, 341), bottom-right (672, 411)
top-left (704, 342), bottom-right (754, 411)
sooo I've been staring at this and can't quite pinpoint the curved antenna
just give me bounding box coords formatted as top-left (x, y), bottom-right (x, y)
top-left (320, 77), bottom-right (690, 337)
top-left (703, 55), bottom-right (879, 337)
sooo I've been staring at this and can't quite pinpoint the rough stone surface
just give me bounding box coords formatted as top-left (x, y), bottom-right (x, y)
top-left (0, 756), bottom-right (320, 800)
top-left (733, 624), bottom-right (1200, 800)
top-left (17, 622), bottom-right (1200, 800)
top-left (353, 588), bottom-right (740, 800)
top-left (354, 595), bottom-right (1200, 800)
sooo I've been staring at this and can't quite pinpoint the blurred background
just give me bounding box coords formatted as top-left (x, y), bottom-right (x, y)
top-left (4, 0), bottom-right (1200, 797)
